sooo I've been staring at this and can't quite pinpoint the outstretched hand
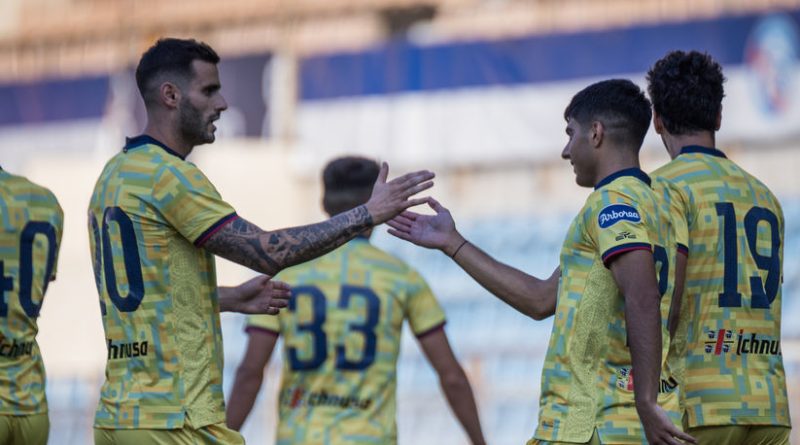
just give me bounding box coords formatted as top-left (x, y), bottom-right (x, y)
top-left (230, 275), bottom-right (291, 315)
top-left (386, 197), bottom-right (464, 255)
top-left (638, 403), bottom-right (697, 445)
top-left (365, 162), bottom-right (435, 225)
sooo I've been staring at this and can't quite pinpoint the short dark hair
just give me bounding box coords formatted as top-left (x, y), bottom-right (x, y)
top-left (564, 79), bottom-right (652, 151)
top-left (322, 157), bottom-right (380, 216)
top-left (135, 38), bottom-right (220, 105)
top-left (647, 50), bottom-right (725, 135)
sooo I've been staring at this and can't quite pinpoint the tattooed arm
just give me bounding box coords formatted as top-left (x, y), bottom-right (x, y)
top-left (203, 163), bottom-right (434, 276)
top-left (204, 206), bottom-right (372, 276)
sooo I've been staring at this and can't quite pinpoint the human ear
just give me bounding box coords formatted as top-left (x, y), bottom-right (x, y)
top-left (591, 121), bottom-right (605, 148)
top-left (159, 82), bottom-right (181, 109)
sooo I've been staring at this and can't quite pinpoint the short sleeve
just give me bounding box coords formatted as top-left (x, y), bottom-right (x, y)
top-left (656, 178), bottom-right (690, 255)
top-left (151, 163), bottom-right (238, 246)
top-left (588, 190), bottom-right (653, 267)
top-left (50, 194), bottom-right (64, 280)
top-left (246, 313), bottom-right (281, 336)
top-left (404, 269), bottom-right (446, 337)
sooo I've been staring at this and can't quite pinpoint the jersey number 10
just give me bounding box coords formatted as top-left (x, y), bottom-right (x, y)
top-left (90, 207), bottom-right (145, 314)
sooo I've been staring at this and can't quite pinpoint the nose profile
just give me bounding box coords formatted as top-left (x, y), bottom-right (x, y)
top-left (217, 94), bottom-right (229, 112)
top-left (561, 145), bottom-right (570, 160)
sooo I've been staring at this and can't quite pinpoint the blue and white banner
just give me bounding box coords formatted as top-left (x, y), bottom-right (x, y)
top-left (295, 10), bottom-right (800, 168)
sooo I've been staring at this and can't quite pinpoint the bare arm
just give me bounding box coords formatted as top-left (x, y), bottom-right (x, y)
top-left (204, 164), bottom-right (434, 276)
top-left (450, 240), bottom-right (559, 320)
top-left (387, 198), bottom-right (558, 320)
top-left (668, 251), bottom-right (687, 339)
top-left (226, 330), bottom-right (279, 431)
top-left (218, 275), bottom-right (291, 315)
top-left (418, 328), bottom-right (486, 445)
top-left (609, 250), bottom-right (695, 445)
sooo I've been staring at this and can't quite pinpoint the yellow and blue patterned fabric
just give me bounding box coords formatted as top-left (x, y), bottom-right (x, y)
top-left (0, 168), bottom-right (63, 415)
top-left (532, 168), bottom-right (679, 445)
top-left (651, 146), bottom-right (789, 428)
top-left (247, 237), bottom-right (446, 445)
top-left (88, 136), bottom-right (239, 430)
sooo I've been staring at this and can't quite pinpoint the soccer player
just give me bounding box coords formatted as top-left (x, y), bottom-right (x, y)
top-left (0, 167), bottom-right (63, 445)
top-left (226, 156), bottom-right (486, 445)
top-left (89, 38), bottom-right (434, 444)
top-left (648, 50), bottom-right (791, 444)
top-left (388, 80), bottom-right (697, 445)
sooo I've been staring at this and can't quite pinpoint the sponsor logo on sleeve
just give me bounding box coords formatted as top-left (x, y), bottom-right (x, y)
top-left (615, 231), bottom-right (637, 241)
top-left (598, 204), bottom-right (641, 228)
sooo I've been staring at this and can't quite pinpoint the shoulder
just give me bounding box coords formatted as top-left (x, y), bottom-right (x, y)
top-left (650, 159), bottom-right (683, 179)
top-left (742, 169), bottom-right (783, 218)
top-left (2, 173), bottom-right (60, 208)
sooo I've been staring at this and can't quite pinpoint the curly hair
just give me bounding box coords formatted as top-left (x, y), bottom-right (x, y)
top-left (564, 79), bottom-right (652, 152)
top-left (646, 50), bottom-right (726, 135)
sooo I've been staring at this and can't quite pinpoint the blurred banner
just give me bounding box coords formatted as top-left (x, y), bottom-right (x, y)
top-left (296, 10), bottom-right (800, 166)
top-left (0, 52), bottom-right (271, 164)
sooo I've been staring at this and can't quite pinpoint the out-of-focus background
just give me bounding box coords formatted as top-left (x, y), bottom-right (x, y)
top-left (1, 0), bottom-right (799, 443)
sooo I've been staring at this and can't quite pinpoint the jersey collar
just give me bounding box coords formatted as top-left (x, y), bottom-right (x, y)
top-left (594, 167), bottom-right (651, 190)
top-left (679, 145), bottom-right (727, 158)
top-left (123, 135), bottom-right (186, 160)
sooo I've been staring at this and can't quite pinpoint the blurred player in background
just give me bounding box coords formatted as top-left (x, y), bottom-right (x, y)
top-left (89, 38), bottom-right (434, 445)
top-left (389, 79), bottom-right (697, 445)
top-left (648, 50), bottom-right (791, 445)
top-left (226, 156), bottom-right (486, 445)
top-left (0, 167), bottom-right (63, 445)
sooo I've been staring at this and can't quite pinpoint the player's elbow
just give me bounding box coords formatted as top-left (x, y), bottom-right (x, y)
top-left (438, 367), bottom-right (470, 392)
top-left (521, 301), bottom-right (553, 321)
top-left (528, 311), bottom-right (547, 321)
top-left (234, 363), bottom-right (264, 388)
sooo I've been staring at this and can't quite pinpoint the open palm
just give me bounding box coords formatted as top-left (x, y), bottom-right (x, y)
top-left (387, 198), bottom-right (459, 251)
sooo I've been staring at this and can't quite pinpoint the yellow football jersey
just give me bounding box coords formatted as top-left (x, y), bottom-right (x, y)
top-left (0, 168), bottom-right (63, 415)
top-left (652, 146), bottom-right (789, 428)
top-left (532, 169), bottom-right (679, 445)
top-left (247, 237), bottom-right (446, 445)
top-left (88, 136), bottom-right (238, 429)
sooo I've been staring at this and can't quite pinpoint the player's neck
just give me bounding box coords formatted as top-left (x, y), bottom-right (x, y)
top-left (594, 148), bottom-right (640, 186)
top-left (663, 131), bottom-right (716, 159)
top-left (142, 123), bottom-right (193, 158)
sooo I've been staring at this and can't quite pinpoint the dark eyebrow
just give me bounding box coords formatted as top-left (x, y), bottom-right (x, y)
top-left (203, 82), bottom-right (221, 92)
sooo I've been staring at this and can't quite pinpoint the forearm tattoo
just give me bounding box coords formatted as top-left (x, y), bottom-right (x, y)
top-left (204, 205), bottom-right (373, 275)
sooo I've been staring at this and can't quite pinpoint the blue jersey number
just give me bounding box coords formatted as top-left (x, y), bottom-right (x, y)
top-left (715, 203), bottom-right (780, 309)
top-left (90, 207), bottom-right (145, 314)
top-left (0, 222), bottom-right (58, 318)
top-left (652, 244), bottom-right (669, 298)
top-left (288, 285), bottom-right (381, 372)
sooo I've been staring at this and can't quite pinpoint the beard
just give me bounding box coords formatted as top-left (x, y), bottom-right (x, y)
top-left (178, 98), bottom-right (214, 146)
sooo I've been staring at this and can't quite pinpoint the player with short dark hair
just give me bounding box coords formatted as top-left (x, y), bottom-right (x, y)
top-left (648, 50), bottom-right (791, 445)
top-left (89, 37), bottom-right (434, 444)
top-left (0, 167), bottom-right (63, 445)
top-left (389, 79), bottom-right (696, 445)
top-left (226, 156), bottom-right (486, 445)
